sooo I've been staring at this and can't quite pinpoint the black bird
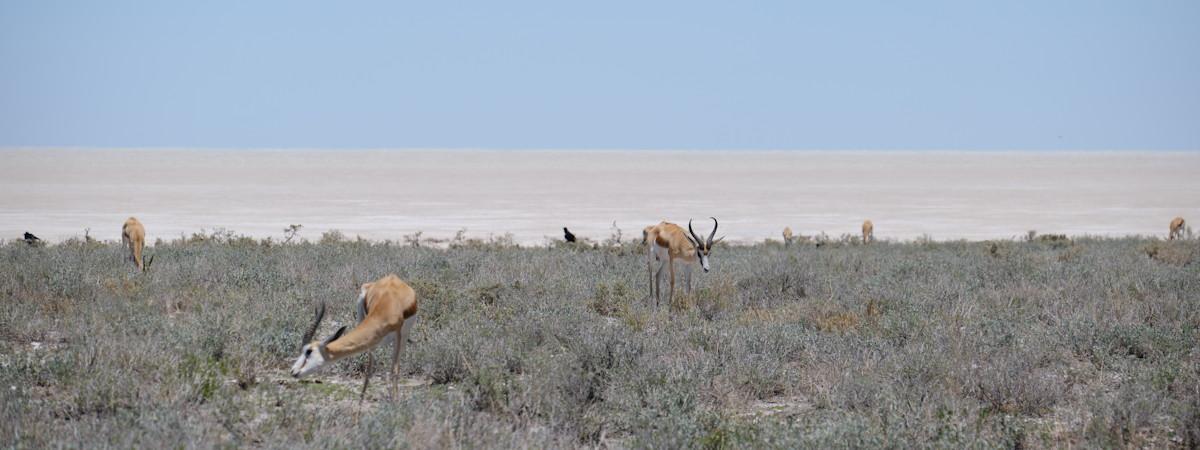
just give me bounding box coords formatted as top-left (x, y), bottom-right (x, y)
top-left (563, 227), bottom-right (576, 243)
top-left (23, 232), bottom-right (41, 245)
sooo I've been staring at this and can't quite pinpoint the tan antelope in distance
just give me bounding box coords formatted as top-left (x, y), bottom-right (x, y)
top-left (861, 220), bottom-right (874, 244)
top-left (643, 218), bottom-right (722, 306)
top-left (1169, 216), bottom-right (1185, 240)
top-left (291, 274), bottom-right (419, 401)
top-left (121, 217), bottom-right (147, 271)
top-left (782, 226), bottom-right (793, 246)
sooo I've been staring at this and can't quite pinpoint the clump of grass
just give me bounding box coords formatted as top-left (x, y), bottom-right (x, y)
top-left (588, 281), bottom-right (633, 317)
top-left (1143, 240), bottom-right (1196, 266)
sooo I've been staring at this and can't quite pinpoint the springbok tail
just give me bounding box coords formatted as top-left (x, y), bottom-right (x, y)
top-left (401, 315), bottom-right (419, 344)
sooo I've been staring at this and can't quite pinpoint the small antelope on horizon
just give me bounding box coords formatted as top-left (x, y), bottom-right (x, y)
top-left (861, 220), bottom-right (874, 244)
top-left (121, 217), bottom-right (147, 271)
top-left (782, 226), bottom-right (793, 246)
top-left (291, 274), bottom-right (419, 401)
top-left (1169, 216), bottom-right (1185, 240)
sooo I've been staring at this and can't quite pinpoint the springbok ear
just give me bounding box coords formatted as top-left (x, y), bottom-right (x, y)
top-left (713, 236), bottom-right (726, 245)
top-left (323, 325), bottom-right (348, 345)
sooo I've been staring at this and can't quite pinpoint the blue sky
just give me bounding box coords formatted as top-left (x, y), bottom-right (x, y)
top-left (1, 1), bottom-right (1197, 150)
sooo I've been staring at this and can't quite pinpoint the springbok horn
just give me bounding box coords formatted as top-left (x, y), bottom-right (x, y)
top-left (301, 302), bottom-right (326, 345)
top-left (706, 217), bottom-right (719, 248)
top-left (687, 219), bottom-right (704, 248)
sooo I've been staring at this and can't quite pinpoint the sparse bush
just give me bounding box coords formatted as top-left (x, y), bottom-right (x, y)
top-left (968, 346), bottom-right (1067, 416)
top-left (1143, 240), bottom-right (1196, 266)
top-left (588, 282), bottom-right (633, 317)
top-left (283, 224), bottom-right (303, 243)
top-left (319, 229), bottom-right (347, 244)
top-left (402, 230), bottom-right (423, 247)
top-left (604, 221), bottom-right (624, 247)
top-left (688, 279), bottom-right (737, 320)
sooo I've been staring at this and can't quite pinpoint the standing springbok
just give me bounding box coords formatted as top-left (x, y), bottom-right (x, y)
top-left (1169, 217), bottom-right (1186, 240)
top-left (782, 226), bottom-right (794, 246)
top-left (644, 218), bottom-right (722, 306)
top-left (291, 274), bottom-right (418, 401)
top-left (861, 220), bottom-right (874, 244)
top-left (121, 217), bottom-right (146, 271)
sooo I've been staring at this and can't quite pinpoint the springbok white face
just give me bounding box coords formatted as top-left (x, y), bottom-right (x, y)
top-left (290, 342), bottom-right (329, 378)
top-left (289, 302), bottom-right (346, 378)
top-left (686, 217), bottom-right (722, 273)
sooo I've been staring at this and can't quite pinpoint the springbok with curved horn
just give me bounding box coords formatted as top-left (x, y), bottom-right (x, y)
top-left (121, 217), bottom-right (147, 271)
top-left (1169, 217), bottom-right (1185, 240)
top-left (861, 220), bottom-right (874, 244)
top-left (291, 274), bottom-right (419, 400)
top-left (643, 217), bottom-right (722, 306)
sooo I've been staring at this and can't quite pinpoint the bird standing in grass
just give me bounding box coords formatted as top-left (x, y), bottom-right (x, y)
top-left (23, 232), bottom-right (41, 245)
top-left (563, 227), bottom-right (576, 243)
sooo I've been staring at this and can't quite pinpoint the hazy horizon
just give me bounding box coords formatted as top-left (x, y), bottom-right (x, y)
top-left (3, 149), bottom-right (1196, 245)
top-left (4, 150), bottom-right (1195, 154)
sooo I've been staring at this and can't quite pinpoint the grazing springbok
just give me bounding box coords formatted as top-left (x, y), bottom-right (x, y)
top-left (291, 274), bottom-right (419, 401)
top-left (861, 220), bottom-right (874, 244)
top-left (1169, 217), bottom-right (1185, 240)
top-left (121, 217), bottom-right (146, 271)
top-left (643, 218), bottom-right (722, 306)
top-left (782, 227), bottom-right (793, 246)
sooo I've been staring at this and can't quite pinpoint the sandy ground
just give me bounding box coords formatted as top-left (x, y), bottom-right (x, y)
top-left (1, 149), bottom-right (1196, 244)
